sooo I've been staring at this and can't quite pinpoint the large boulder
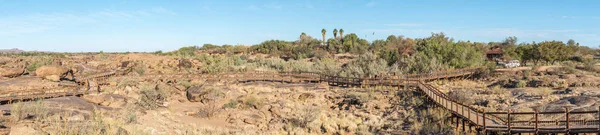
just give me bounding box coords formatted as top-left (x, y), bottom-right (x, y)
top-left (186, 86), bottom-right (224, 103)
top-left (0, 68), bottom-right (24, 78)
top-left (35, 65), bottom-right (69, 78)
top-left (44, 75), bottom-right (61, 82)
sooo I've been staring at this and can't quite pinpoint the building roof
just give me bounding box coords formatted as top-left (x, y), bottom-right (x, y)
top-left (486, 47), bottom-right (503, 55)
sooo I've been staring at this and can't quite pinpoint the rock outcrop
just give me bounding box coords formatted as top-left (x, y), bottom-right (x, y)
top-left (35, 65), bottom-right (71, 81)
top-left (0, 68), bottom-right (24, 78)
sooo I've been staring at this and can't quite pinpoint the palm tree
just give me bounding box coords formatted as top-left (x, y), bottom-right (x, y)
top-left (339, 29), bottom-right (344, 44)
top-left (333, 29), bottom-right (338, 39)
top-left (321, 28), bottom-right (326, 45)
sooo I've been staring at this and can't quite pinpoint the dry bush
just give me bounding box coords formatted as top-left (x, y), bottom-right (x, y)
top-left (538, 88), bottom-right (553, 98)
top-left (133, 62), bottom-right (146, 75)
top-left (448, 90), bottom-right (475, 105)
top-left (11, 99), bottom-right (48, 122)
top-left (239, 95), bottom-right (263, 109)
top-left (344, 92), bottom-right (375, 105)
top-left (197, 104), bottom-right (220, 118)
top-left (136, 85), bottom-right (167, 110)
top-left (291, 105), bottom-right (321, 128)
top-left (196, 88), bottom-right (224, 118)
top-left (47, 109), bottom-right (128, 135)
top-left (559, 66), bottom-right (577, 74)
top-left (522, 70), bottom-right (533, 80)
top-left (487, 85), bottom-right (509, 96)
top-left (115, 77), bottom-right (139, 89)
top-left (176, 80), bottom-right (200, 89)
top-left (515, 80), bottom-right (527, 88)
top-left (11, 102), bottom-right (23, 121)
top-left (118, 104), bottom-right (138, 124)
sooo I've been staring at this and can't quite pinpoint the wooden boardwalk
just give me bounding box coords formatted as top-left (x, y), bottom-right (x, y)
top-left (1, 67), bottom-right (599, 134)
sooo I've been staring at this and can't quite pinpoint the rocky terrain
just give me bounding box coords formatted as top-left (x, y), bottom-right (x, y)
top-left (0, 52), bottom-right (599, 134)
top-left (0, 53), bottom-right (458, 135)
top-left (435, 66), bottom-right (600, 121)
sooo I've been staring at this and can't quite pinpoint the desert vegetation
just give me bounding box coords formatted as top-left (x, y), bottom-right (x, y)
top-left (0, 30), bottom-right (599, 135)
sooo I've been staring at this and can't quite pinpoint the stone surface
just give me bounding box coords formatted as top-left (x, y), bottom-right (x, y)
top-left (0, 68), bottom-right (24, 78)
top-left (9, 124), bottom-right (42, 135)
top-left (35, 65), bottom-right (70, 78)
top-left (82, 94), bottom-right (127, 107)
top-left (44, 75), bottom-right (61, 82)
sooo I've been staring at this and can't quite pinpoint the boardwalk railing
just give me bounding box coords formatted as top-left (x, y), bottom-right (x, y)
top-left (1, 67), bottom-right (599, 134)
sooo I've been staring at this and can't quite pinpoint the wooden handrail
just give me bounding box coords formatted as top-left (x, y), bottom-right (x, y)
top-left (3, 67), bottom-right (599, 133)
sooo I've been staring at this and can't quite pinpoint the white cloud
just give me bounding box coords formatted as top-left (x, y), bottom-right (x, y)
top-left (0, 7), bottom-right (177, 36)
top-left (263, 3), bottom-right (283, 9)
top-left (559, 15), bottom-right (599, 19)
top-left (366, 1), bottom-right (376, 7)
top-left (152, 7), bottom-right (177, 15)
top-left (248, 3), bottom-right (285, 10)
top-left (385, 23), bottom-right (423, 27)
top-left (297, 2), bottom-right (314, 9)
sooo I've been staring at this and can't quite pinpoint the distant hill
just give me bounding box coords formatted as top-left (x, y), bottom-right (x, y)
top-left (0, 48), bottom-right (24, 54)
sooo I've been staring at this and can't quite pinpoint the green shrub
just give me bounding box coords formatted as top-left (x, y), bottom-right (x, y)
top-left (25, 56), bottom-right (53, 72)
top-left (339, 52), bottom-right (389, 78)
top-left (516, 80), bottom-right (527, 88)
top-left (223, 99), bottom-right (238, 109)
top-left (313, 58), bottom-right (340, 76)
top-left (26, 62), bottom-right (43, 72)
top-left (167, 46), bottom-right (199, 57)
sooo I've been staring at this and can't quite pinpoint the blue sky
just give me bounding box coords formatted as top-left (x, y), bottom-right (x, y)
top-left (1, 0), bottom-right (599, 52)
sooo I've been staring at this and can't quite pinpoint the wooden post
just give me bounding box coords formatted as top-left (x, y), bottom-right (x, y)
top-left (508, 110), bottom-right (511, 134)
top-left (365, 77), bottom-right (369, 88)
top-left (476, 109), bottom-right (480, 125)
top-left (456, 115), bottom-right (460, 130)
top-left (535, 109), bottom-right (539, 134)
top-left (467, 107), bottom-right (471, 125)
top-left (461, 104), bottom-right (465, 119)
top-left (462, 118), bottom-right (466, 131)
top-left (482, 109), bottom-right (486, 132)
top-left (566, 107), bottom-right (570, 134)
top-left (456, 103), bottom-right (459, 115)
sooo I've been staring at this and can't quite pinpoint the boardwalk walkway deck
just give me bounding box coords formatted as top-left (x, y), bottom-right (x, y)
top-left (0, 68), bottom-right (598, 134)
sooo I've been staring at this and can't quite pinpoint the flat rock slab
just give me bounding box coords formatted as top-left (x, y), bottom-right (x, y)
top-left (0, 76), bottom-right (60, 92)
top-left (0, 96), bottom-right (113, 119)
